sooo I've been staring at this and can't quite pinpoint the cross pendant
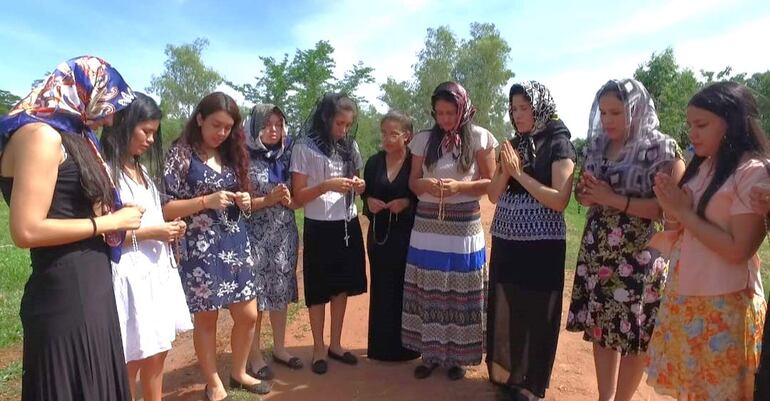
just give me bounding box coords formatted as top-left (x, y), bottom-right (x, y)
top-left (344, 233), bottom-right (350, 247)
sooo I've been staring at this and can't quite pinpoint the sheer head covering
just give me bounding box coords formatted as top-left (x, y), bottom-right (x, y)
top-left (0, 56), bottom-right (136, 262)
top-left (298, 92), bottom-right (358, 177)
top-left (245, 103), bottom-right (292, 183)
top-left (431, 81), bottom-right (476, 159)
top-left (509, 80), bottom-right (559, 168)
top-left (582, 78), bottom-right (678, 197)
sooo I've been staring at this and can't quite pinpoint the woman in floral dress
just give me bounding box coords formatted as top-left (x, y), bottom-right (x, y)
top-left (243, 104), bottom-right (302, 380)
top-left (163, 92), bottom-right (270, 400)
top-left (566, 79), bottom-right (685, 401)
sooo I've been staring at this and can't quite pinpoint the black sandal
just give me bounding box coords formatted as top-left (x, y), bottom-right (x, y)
top-left (327, 350), bottom-right (358, 365)
top-left (247, 364), bottom-right (275, 381)
top-left (414, 363), bottom-right (438, 379)
top-left (274, 355), bottom-right (304, 370)
top-left (204, 385), bottom-right (230, 401)
top-left (228, 377), bottom-right (271, 395)
top-left (311, 359), bottom-right (328, 375)
top-left (447, 366), bottom-right (465, 381)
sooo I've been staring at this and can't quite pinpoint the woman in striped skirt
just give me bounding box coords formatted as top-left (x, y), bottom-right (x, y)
top-left (403, 81), bottom-right (497, 381)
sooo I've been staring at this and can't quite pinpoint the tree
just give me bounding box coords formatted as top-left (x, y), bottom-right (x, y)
top-left (228, 54), bottom-right (293, 110)
top-left (0, 90), bottom-right (21, 115)
top-left (379, 78), bottom-right (417, 119)
top-left (634, 48), bottom-right (699, 147)
top-left (455, 23), bottom-right (514, 137)
top-left (379, 23), bottom-right (514, 137)
top-left (231, 41), bottom-right (375, 134)
top-left (148, 38), bottom-right (222, 119)
top-left (744, 71), bottom-right (770, 134)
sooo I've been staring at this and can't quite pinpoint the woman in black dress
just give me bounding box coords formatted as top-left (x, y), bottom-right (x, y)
top-left (0, 56), bottom-right (142, 401)
top-left (363, 111), bottom-right (420, 362)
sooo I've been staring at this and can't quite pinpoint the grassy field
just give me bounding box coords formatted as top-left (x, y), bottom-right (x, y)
top-left (0, 202), bottom-right (29, 348)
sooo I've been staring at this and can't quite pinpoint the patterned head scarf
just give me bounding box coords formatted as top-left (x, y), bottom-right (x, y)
top-left (509, 81), bottom-right (558, 168)
top-left (0, 56), bottom-right (135, 150)
top-left (431, 81), bottom-right (476, 160)
top-left (582, 78), bottom-right (678, 197)
top-left (245, 104), bottom-right (292, 183)
top-left (0, 56), bottom-right (136, 261)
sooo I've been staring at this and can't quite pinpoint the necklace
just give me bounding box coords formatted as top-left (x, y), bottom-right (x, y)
top-left (372, 211), bottom-right (395, 245)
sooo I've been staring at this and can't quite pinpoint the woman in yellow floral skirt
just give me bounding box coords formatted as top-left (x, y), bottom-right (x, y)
top-left (649, 81), bottom-right (769, 401)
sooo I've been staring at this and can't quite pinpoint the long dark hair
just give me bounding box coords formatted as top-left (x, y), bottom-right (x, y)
top-left (178, 92), bottom-right (250, 193)
top-left (424, 87), bottom-right (475, 173)
top-left (303, 92), bottom-right (358, 165)
top-left (60, 134), bottom-right (115, 209)
top-left (679, 81), bottom-right (770, 217)
top-left (101, 92), bottom-right (163, 188)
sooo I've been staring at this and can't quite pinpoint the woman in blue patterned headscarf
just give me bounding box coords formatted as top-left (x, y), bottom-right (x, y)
top-left (0, 56), bottom-right (141, 401)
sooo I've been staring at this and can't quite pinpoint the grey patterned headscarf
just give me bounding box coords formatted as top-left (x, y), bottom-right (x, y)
top-left (582, 78), bottom-right (678, 197)
top-left (509, 81), bottom-right (559, 168)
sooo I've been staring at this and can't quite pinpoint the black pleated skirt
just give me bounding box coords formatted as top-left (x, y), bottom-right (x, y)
top-left (302, 217), bottom-right (367, 306)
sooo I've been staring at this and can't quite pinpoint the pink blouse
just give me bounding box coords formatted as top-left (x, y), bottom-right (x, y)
top-left (676, 157), bottom-right (769, 296)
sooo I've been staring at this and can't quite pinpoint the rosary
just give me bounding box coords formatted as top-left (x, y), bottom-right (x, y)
top-left (343, 188), bottom-right (355, 247)
top-left (372, 211), bottom-right (397, 245)
top-left (437, 179), bottom-right (446, 221)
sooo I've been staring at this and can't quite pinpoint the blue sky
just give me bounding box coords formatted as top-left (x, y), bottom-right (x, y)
top-left (1, 0), bottom-right (768, 137)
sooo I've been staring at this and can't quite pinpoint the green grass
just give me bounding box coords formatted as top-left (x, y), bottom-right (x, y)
top-left (0, 202), bottom-right (30, 348)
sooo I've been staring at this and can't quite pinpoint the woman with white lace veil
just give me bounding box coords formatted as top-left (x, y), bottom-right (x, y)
top-left (566, 79), bottom-right (685, 401)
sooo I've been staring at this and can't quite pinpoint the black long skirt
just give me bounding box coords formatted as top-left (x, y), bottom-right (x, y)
top-left (486, 237), bottom-right (565, 399)
top-left (303, 217), bottom-right (367, 306)
top-left (22, 238), bottom-right (130, 401)
top-left (366, 214), bottom-right (420, 362)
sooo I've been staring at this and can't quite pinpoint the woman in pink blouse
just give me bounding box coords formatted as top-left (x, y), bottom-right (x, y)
top-left (648, 81), bottom-right (769, 400)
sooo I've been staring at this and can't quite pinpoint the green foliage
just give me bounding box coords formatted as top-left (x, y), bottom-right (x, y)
top-left (0, 90), bottom-right (21, 116)
top-left (231, 41), bottom-right (375, 135)
top-left (148, 38), bottom-right (223, 120)
top-left (379, 23), bottom-right (513, 138)
top-left (634, 48), bottom-right (699, 147)
top-left (0, 203), bottom-right (30, 348)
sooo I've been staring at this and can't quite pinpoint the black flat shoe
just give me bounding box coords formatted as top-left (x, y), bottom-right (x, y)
top-left (228, 377), bottom-right (271, 395)
top-left (328, 350), bottom-right (358, 365)
top-left (311, 359), bottom-right (328, 374)
top-left (204, 385), bottom-right (230, 401)
top-left (248, 364), bottom-right (275, 381)
top-left (414, 363), bottom-right (438, 379)
top-left (447, 366), bottom-right (465, 381)
top-left (273, 356), bottom-right (305, 370)
top-left (274, 355), bottom-right (304, 370)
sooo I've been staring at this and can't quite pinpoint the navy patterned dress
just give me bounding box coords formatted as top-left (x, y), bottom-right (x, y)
top-left (163, 143), bottom-right (257, 313)
top-left (245, 140), bottom-right (299, 311)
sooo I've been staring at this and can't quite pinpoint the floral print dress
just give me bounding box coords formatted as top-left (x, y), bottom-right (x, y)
top-left (245, 146), bottom-right (299, 312)
top-left (566, 207), bottom-right (668, 355)
top-left (163, 143), bottom-right (256, 313)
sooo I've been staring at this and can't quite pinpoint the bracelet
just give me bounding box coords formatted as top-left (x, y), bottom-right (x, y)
top-left (623, 196), bottom-right (631, 213)
top-left (199, 195), bottom-right (206, 211)
top-left (88, 216), bottom-right (97, 237)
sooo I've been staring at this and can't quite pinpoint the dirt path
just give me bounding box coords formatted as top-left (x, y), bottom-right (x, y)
top-left (0, 199), bottom-right (674, 400)
top-left (157, 198), bottom-right (675, 401)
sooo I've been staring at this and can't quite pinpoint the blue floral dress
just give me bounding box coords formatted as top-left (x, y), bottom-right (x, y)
top-left (163, 143), bottom-right (256, 313)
